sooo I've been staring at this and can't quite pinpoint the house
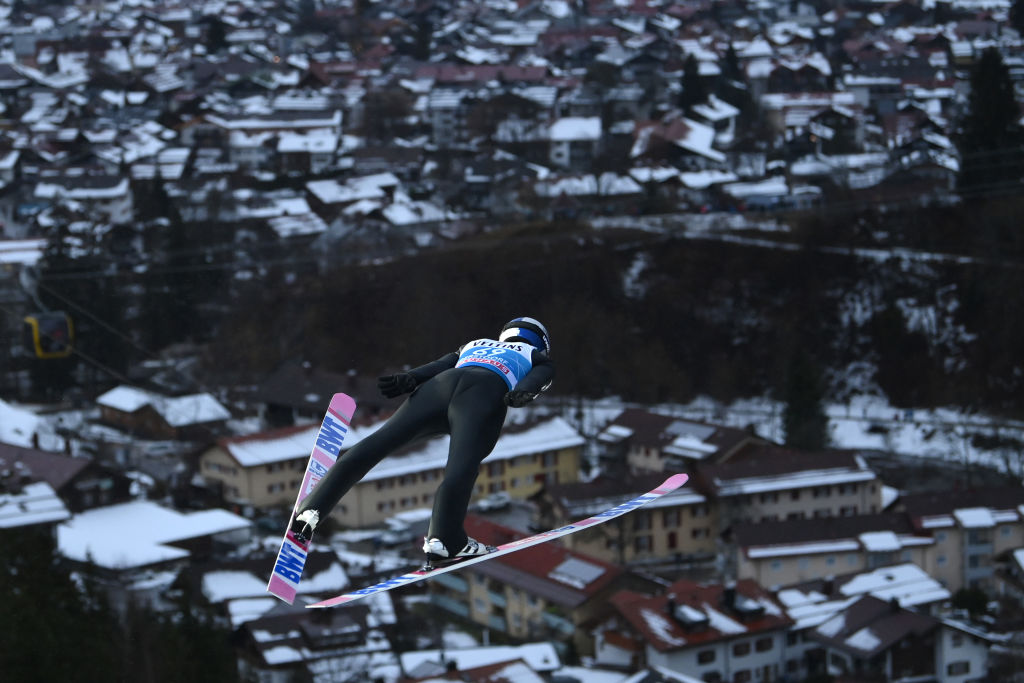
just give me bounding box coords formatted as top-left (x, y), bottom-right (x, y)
top-left (182, 550), bottom-right (349, 627)
top-left (594, 578), bottom-right (793, 678)
top-left (428, 516), bottom-right (663, 655)
top-left (806, 595), bottom-right (993, 682)
top-left (778, 562), bottom-right (952, 680)
top-left (595, 407), bottom-right (768, 474)
top-left (631, 116), bottom-right (727, 170)
top-left (399, 643), bottom-right (562, 683)
top-left (694, 447), bottom-right (884, 529)
top-left (0, 442), bottom-right (132, 512)
top-left (33, 173), bottom-right (133, 223)
top-left (236, 599), bottom-right (394, 683)
top-left (56, 499), bottom-right (251, 611)
top-left (533, 473), bottom-right (715, 566)
top-left (95, 385), bottom-right (231, 441)
top-left (731, 512), bottom-right (933, 587)
top-left (252, 361), bottom-right (386, 428)
top-left (0, 479), bottom-right (70, 530)
top-left (547, 116), bottom-right (602, 170)
top-left (898, 486), bottom-right (1024, 592)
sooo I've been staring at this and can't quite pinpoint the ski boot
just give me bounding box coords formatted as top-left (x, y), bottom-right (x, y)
top-left (291, 510), bottom-right (319, 545)
top-left (422, 536), bottom-right (495, 570)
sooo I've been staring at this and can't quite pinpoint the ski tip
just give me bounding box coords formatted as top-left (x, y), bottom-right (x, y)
top-left (330, 393), bottom-right (357, 418)
top-left (658, 473), bottom-right (689, 491)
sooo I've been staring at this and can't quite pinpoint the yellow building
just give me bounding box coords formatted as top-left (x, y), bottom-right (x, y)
top-left (333, 416), bottom-right (584, 527)
top-left (198, 415), bottom-right (584, 526)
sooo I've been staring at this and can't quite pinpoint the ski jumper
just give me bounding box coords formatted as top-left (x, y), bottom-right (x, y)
top-left (296, 339), bottom-right (555, 554)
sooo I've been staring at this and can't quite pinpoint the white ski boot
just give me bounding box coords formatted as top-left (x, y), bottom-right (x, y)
top-left (291, 509), bottom-right (319, 544)
top-left (422, 536), bottom-right (495, 569)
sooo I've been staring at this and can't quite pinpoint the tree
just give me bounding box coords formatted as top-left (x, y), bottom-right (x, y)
top-left (956, 48), bottom-right (1024, 199)
top-left (781, 351), bottom-right (830, 450)
top-left (679, 54), bottom-right (707, 113)
top-left (1011, 0), bottom-right (1024, 34)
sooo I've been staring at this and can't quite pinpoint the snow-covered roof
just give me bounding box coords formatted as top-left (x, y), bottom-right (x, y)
top-left (548, 117), bottom-right (601, 141)
top-left (0, 481), bottom-right (70, 528)
top-left (0, 398), bottom-right (41, 446)
top-left (359, 416), bottom-right (583, 483)
top-left (400, 642), bottom-right (561, 675)
top-left (782, 563), bottom-right (951, 631)
top-left (96, 386), bottom-right (231, 427)
top-left (57, 500), bottom-right (251, 569)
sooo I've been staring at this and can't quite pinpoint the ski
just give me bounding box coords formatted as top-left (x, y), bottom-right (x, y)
top-left (267, 393), bottom-right (357, 604)
top-left (308, 472), bottom-right (689, 609)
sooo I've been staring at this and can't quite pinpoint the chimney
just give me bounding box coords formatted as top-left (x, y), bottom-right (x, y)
top-left (723, 581), bottom-right (737, 609)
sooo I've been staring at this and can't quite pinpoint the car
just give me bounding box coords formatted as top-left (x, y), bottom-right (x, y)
top-left (475, 491), bottom-right (511, 512)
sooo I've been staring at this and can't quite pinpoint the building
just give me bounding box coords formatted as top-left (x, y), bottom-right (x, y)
top-left (534, 473), bottom-right (714, 566)
top-left (0, 442), bottom-right (132, 512)
top-left (805, 595), bottom-right (993, 682)
top-left (694, 447), bottom-right (884, 529)
top-left (199, 423), bottom-right (328, 510)
top-left (199, 415), bottom-right (583, 525)
top-left (595, 408), bottom-right (767, 475)
top-left (95, 385), bottom-right (231, 441)
top-left (732, 513), bottom-right (933, 587)
top-left (899, 486), bottom-right (1024, 592)
top-left (594, 578), bottom-right (793, 680)
top-left (778, 563), bottom-right (952, 680)
top-left (428, 516), bottom-right (662, 656)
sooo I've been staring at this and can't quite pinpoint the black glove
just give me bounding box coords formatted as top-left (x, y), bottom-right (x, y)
top-left (378, 373), bottom-right (416, 398)
top-left (504, 390), bottom-right (535, 408)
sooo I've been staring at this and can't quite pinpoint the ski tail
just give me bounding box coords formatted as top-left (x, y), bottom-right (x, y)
top-left (267, 393), bottom-right (357, 603)
top-left (308, 472), bottom-right (689, 608)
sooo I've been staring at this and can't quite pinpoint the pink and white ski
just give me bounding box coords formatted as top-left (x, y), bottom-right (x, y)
top-left (308, 472), bottom-right (689, 608)
top-left (267, 393), bottom-right (357, 604)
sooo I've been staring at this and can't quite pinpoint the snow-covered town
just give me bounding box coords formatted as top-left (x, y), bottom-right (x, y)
top-left (4, 0), bottom-right (1024, 682)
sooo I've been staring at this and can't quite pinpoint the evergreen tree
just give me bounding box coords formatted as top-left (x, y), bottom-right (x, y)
top-left (781, 351), bottom-right (830, 451)
top-left (679, 54), bottom-right (707, 113)
top-left (1011, 0), bottom-right (1024, 35)
top-left (956, 47), bottom-right (1024, 199)
top-left (0, 527), bottom-right (120, 680)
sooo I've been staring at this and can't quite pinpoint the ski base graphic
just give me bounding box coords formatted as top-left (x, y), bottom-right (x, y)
top-left (308, 472), bottom-right (689, 608)
top-left (267, 393), bottom-right (357, 604)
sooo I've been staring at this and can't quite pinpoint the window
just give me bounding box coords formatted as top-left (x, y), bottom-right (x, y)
top-left (755, 637), bottom-right (773, 652)
top-left (826, 556), bottom-right (836, 566)
top-left (692, 504), bottom-right (709, 518)
top-left (936, 531), bottom-right (947, 543)
top-left (791, 490), bottom-right (800, 501)
top-left (770, 560), bottom-right (782, 572)
top-left (633, 512), bottom-right (651, 531)
top-left (697, 649), bottom-right (716, 664)
top-left (937, 554), bottom-right (947, 566)
top-left (947, 661), bottom-right (969, 675)
top-left (733, 670), bottom-right (751, 683)
top-left (732, 641), bottom-right (750, 657)
top-left (692, 528), bottom-right (710, 539)
top-left (634, 536), bottom-right (652, 552)
top-left (663, 509), bottom-right (681, 527)
top-left (951, 633), bottom-right (964, 647)
top-left (701, 673), bottom-right (722, 683)
top-left (667, 531), bottom-right (678, 549)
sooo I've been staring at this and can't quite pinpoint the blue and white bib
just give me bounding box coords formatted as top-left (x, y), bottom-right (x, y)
top-left (455, 338), bottom-right (534, 389)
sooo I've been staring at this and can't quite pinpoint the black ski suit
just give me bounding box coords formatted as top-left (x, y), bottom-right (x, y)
top-left (296, 341), bottom-right (555, 554)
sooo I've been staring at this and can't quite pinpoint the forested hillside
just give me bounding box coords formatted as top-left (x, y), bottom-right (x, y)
top-left (200, 198), bottom-right (1024, 418)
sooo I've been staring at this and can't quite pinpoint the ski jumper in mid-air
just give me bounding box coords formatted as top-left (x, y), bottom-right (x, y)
top-left (292, 317), bottom-right (555, 563)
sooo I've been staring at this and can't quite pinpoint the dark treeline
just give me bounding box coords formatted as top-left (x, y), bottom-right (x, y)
top-left (201, 196), bottom-right (1024, 418)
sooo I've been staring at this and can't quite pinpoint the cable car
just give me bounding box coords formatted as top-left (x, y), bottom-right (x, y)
top-left (23, 312), bottom-right (74, 359)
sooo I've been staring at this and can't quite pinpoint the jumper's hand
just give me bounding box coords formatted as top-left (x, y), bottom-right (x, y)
top-left (503, 390), bottom-right (535, 408)
top-left (378, 373), bottom-right (416, 398)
